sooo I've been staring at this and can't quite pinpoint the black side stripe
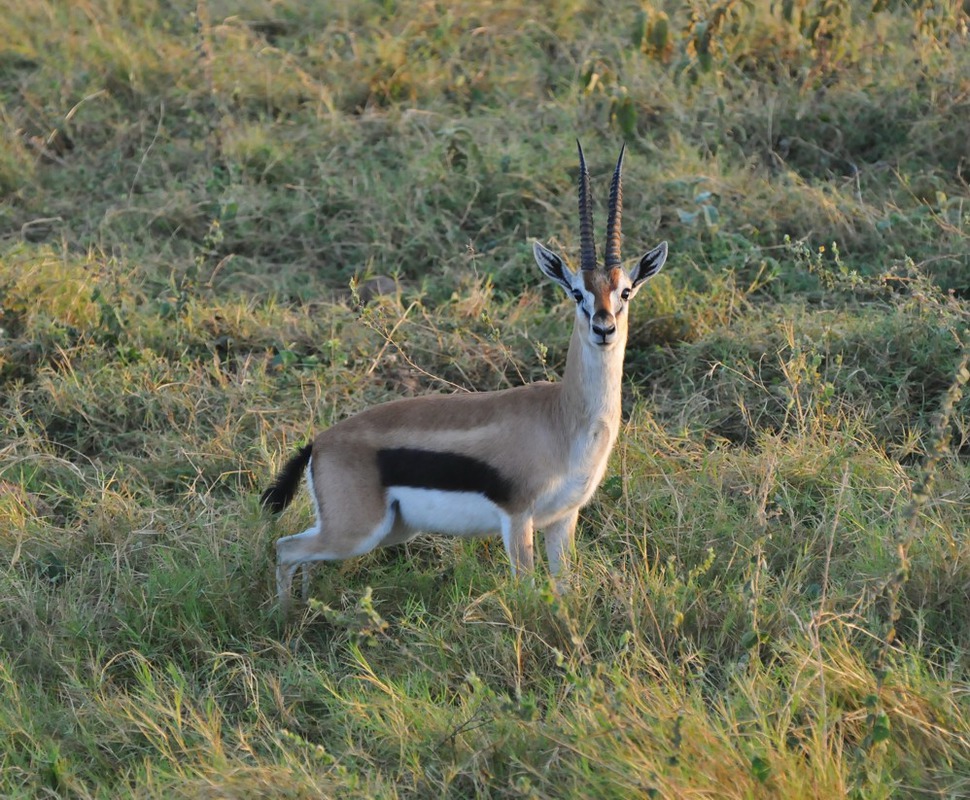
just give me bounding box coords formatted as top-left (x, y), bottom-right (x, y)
top-left (376, 448), bottom-right (513, 505)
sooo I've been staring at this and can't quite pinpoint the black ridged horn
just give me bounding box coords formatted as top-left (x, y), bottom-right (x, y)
top-left (576, 140), bottom-right (597, 271)
top-left (605, 143), bottom-right (625, 269)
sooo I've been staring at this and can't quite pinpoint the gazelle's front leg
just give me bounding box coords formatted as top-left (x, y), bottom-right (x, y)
top-left (544, 508), bottom-right (579, 582)
top-left (502, 513), bottom-right (535, 576)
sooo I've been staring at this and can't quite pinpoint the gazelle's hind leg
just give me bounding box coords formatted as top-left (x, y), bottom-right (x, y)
top-left (275, 453), bottom-right (397, 611)
top-left (275, 525), bottom-right (323, 610)
top-left (285, 522), bottom-right (413, 608)
top-left (275, 511), bottom-right (398, 610)
top-left (277, 561), bottom-right (296, 608)
top-left (301, 563), bottom-right (311, 602)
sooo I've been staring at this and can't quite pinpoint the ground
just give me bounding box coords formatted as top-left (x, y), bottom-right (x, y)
top-left (0, 1), bottom-right (968, 797)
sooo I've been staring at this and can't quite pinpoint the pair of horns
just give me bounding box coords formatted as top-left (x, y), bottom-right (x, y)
top-left (577, 141), bottom-right (624, 271)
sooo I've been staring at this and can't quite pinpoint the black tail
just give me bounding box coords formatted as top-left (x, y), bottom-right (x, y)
top-left (260, 443), bottom-right (313, 514)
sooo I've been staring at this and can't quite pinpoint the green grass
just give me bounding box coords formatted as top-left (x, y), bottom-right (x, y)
top-left (2, 0), bottom-right (969, 796)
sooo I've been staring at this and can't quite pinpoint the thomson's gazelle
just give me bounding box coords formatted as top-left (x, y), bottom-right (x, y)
top-left (262, 142), bottom-right (668, 608)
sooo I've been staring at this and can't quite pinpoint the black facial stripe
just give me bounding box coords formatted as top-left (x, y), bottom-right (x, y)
top-left (377, 448), bottom-right (514, 505)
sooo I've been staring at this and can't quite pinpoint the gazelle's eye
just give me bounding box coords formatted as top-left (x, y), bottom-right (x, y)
top-left (621, 288), bottom-right (631, 301)
top-left (572, 291), bottom-right (583, 304)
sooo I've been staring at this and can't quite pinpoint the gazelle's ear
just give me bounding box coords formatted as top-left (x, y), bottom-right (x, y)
top-left (533, 241), bottom-right (574, 294)
top-left (629, 241), bottom-right (668, 291)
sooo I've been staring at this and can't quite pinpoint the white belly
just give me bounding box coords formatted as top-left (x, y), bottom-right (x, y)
top-left (387, 486), bottom-right (506, 538)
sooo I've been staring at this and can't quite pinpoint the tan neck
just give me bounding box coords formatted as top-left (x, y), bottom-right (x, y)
top-left (558, 322), bottom-right (627, 433)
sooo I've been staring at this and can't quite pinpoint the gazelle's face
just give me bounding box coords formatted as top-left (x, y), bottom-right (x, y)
top-left (533, 241), bottom-right (668, 350)
top-left (571, 267), bottom-right (632, 348)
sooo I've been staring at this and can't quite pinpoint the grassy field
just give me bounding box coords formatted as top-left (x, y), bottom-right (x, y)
top-left (1, 0), bottom-right (969, 796)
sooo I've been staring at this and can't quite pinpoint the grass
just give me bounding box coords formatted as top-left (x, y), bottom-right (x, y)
top-left (1, 0), bottom-right (969, 796)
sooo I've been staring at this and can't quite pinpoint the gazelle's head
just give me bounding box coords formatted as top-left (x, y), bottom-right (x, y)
top-left (533, 142), bottom-right (667, 350)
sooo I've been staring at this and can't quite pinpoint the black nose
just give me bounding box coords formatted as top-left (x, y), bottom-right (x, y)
top-left (592, 316), bottom-right (616, 339)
